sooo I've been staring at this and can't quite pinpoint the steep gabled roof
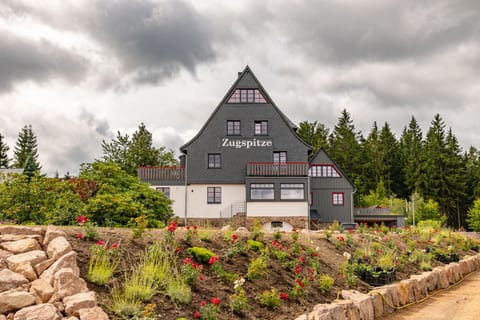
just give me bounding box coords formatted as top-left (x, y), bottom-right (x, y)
top-left (310, 147), bottom-right (355, 188)
top-left (180, 66), bottom-right (311, 153)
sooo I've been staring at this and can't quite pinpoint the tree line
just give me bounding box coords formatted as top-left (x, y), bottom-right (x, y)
top-left (297, 110), bottom-right (480, 229)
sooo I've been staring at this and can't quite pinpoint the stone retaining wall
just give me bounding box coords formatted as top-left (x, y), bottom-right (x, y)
top-left (294, 253), bottom-right (480, 320)
top-left (0, 226), bottom-right (108, 320)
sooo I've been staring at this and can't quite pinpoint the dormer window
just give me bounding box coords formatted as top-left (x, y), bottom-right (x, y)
top-left (227, 89), bottom-right (267, 103)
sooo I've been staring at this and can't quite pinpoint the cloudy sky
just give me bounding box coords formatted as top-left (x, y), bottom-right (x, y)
top-left (1, 0), bottom-right (480, 176)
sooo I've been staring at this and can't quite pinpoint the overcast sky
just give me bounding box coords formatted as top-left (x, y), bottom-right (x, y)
top-left (1, 0), bottom-right (480, 176)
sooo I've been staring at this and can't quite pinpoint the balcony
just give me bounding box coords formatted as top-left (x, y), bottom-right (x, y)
top-left (354, 206), bottom-right (392, 216)
top-left (247, 162), bottom-right (309, 176)
top-left (137, 166), bottom-right (185, 181)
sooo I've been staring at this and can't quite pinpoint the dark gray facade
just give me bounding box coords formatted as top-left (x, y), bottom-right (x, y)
top-left (309, 148), bottom-right (354, 223)
top-left (180, 67), bottom-right (310, 184)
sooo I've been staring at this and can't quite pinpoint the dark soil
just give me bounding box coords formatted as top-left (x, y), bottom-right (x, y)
top-left (61, 226), bottom-right (476, 320)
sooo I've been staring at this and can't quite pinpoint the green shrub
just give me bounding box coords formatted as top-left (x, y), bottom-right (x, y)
top-left (109, 286), bottom-right (142, 318)
top-left (318, 274), bottom-right (334, 292)
top-left (247, 256), bottom-right (268, 280)
top-left (166, 279), bottom-right (192, 305)
top-left (230, 288), bottom-right (249, 315)
top-left (257, 288), bottom-right (281, 309)
top-left (187, 247), bottom-right (216, 264)
top-left (247, 239), bottom-right (264, 252)
top-left (199, 230), bottom-right (212, 242)
top-left (272, 249), bottom-right (289, 262)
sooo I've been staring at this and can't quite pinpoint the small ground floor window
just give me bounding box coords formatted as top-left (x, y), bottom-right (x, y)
top-left (332, 192), bottom-right (344, 206)
top-left (207, 187), bottom-right (222, 204)
top-left (155, 187), bottom-right (170, 199)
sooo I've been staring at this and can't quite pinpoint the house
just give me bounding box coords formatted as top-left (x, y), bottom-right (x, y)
top-left (138, 66), bottom-right (354, 230)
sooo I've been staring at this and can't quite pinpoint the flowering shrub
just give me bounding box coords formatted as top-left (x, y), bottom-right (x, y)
top-left (181, 257), bottom-right (203, 285)
top-left (195, 298), bottom-right (220, 320)
top-left (76, 215), bottom-right (98, 241)
top-left (87, 240), bottom-right (120, 285)
top-left (184, 225), bottom-right (198, 245)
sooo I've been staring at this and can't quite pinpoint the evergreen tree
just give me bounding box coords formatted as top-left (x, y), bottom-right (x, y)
top-left (0, 132), bottom-right (9, 168)
top-left (296, 121), bottom-right (329, 159)
top-left (328, 109), bottom-right (364, 199)
top-left (362, 122), bottom-right (382, 192)
top-left (444, 128), bottom-right (467, 228)
top-left (13, 125), bottom-right (41, 171)
top-left (399, 116), bottom-right (423, 198)
top-left (465, 147), bottom-right (480, 201)
top-left (379, 122), bottom-right (402, 196)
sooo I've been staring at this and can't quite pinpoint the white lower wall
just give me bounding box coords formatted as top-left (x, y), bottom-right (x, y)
top-left (247, 202), bottom-right (309, 217)
top-left (150, 185), bottom-right (186, 218)
top-left (186, 184), bottom-right (246, 218)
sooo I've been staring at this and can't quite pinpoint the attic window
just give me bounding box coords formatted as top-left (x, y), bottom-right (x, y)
top-left (227, 89), bottom-right (267, 103)
top-left (309, 165), bottom-right (341, 177)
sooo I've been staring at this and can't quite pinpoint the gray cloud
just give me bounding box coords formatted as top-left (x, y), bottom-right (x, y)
top-left (84, 0), bottom-right (216, 86)
top-left (0, 30), bottom-right (87, 93)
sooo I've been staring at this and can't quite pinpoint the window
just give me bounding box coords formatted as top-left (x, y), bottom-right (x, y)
top-left (273, 151), bottom-right (287, 164)
top-left (207, 187), bottom-right (221, 204)
top-left (227, 120), bottom-right (241, 135)
top-left (208, 154), bottom-right (221, 168)
top-left (155, 187), bottom-right (170, 199)
top-left (332, 192), bottom-right (344, 206)
top-left (227, 89), bottom-right (267, 103)
top-left (309, 165), bottom-right (341, 177)
top-left (250, 183), bottom-right (274, 200)
top-left (255, 121), bottom-right (268, 135)
top-left (280, 183), bottom-right (304, 200)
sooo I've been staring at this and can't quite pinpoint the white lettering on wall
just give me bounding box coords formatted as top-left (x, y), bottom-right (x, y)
top-left (221, 138), bottom-right (273, 149)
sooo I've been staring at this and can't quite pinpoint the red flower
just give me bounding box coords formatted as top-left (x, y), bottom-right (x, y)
top-left (312, 252), bottom-right (319, 257)
top-left (186, 225), bottom-right (191, 230)
top-left (199, 274), bottom-right (206, 281)
top-left (76, 215), bottom-right (88, 225)
top-left (210, 297), bottom-right (220, 305)
top-left (111, 243), bottom-right (118, 249)
top-left (184, 257), bottom-right (193, 265)
top-left (208, 256), bottom-right (219, 265)
top-left (76, 233), bottom-right (83, 240)
top-left (337, 236), bottom-right (345, 242)
top-left (175, 247), bottom-right (183, 253)
top-left (200, 301), bottom-right (207, 307)
top-left (194, 311), bottom-right (200, 318)
top-left (294, 265), bottom-right (302, 274)
top-left (193, 225), bottom-right (198, 230)
top-left (280, 292), bottom-right (288, 301)
top-left (295, 279), bottom-right (305, 287)
top-left (96, 240), bottom-right (105, 246)
top-left (298, 256), bottom-right (305, 264)
top-left (231, 234), bottom-right (238, 244)
top-left (167, 221), bottom-right (177, 233)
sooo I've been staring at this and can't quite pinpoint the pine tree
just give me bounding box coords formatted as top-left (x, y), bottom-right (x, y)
top-left (13, 125), bottom-right (41, 171)
top-left (400, 116), bottom-right (423, 198)
top-left (328, 109), bottom-right (364, 197)
top-left (296, 121), bottom-right (330, 159)
top-left (0, 132), bottom-right (9, 168)
top-left (379, 122), bottom-right (402, 196)
top-left (362, 122), bottom-right (382, 192)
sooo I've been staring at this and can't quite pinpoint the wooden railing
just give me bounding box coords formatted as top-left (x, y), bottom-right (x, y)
top-left (354, 207), bottom-right (392, 216)
top-left (247, 162), bottom-right (309, 176)
top-left (137, 166), bottom-right (185, 181)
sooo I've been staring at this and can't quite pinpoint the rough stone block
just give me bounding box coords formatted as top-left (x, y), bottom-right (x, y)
top-left (63, 291), bottom-right (97, 317)
top-left (78, 306), bottom-right (109, 320)
top-left (6, 250), bottom-right (47, 269)
top-left (43, 228), bottom-right (67, 247)
top-left (0, 290), bottom-right (36, 314)
top-left (30, 279), bottom-right (55, 303)
top-left (52, 268), bottom-right (88, 300)
top-left (11, 303), bottom-right (61, 320)
top-left (0, 238), bottom-right (41, 254)
top-left (310, 303), bottom-right (346, 320)
top-left (334, 300), bottom-right (360, 320)
top-left (10, 261), bottom-right (37, 282)
top-left (0, 269), bottom-right (29, 293)
top-left (46, 236), bottom-right (72, 260)
top-left (39, 251), bottom-right (78, 285)
top-left (341, 290), bottom-right (374, 320)
top-left (432, 267), bottom-right (449, 289)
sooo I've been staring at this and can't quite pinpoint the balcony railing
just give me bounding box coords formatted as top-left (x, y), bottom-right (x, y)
top-left (138, 166), bottom-right (185, 181)
top-left (247, 162), bottom-right (309, 176)
top-left (354, 207), bottom-right (392, 216)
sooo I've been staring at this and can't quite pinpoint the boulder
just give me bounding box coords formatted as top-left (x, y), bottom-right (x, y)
top-left (0, 249), bottom-right (13, 269)
top-left (52, 268), bottom-right (88, 300)
top-left (43, 228), bottom-right (67, 247)
top-left (432, 267), bottom-right (449, 289)
top-left (12, 303), bottom-right (61, 320)
top-left (63, 291), bottom-right (97, 317)
top-left (0, 226), bottom-right (45, 239)
top-left (309, 303), bottom-right (346, 320)
top-left (0, 239), bottom-right (41, 254)
top-left (334, 300), bottom-right (360, 320)
top-left (78, 306), bottom-right (109, 320)
top-left (30, 279), bottom-right (55, 303)
top-left (46, 237), bottom-right (72, 260)
top-left (341, 290), bottom-right (374, 320)
top-left (10, 262), bottom-right (37, 282)
top-left (0, 269), bottom-right (29, 293)
top-left (0, 290), bottom-right (36, 314)
top-left (6, 250), bottom-right (47, 269)
top-left (34, 258), bottom-right (55, 276)
top-left (40, 251), bottom-right (78, 285)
